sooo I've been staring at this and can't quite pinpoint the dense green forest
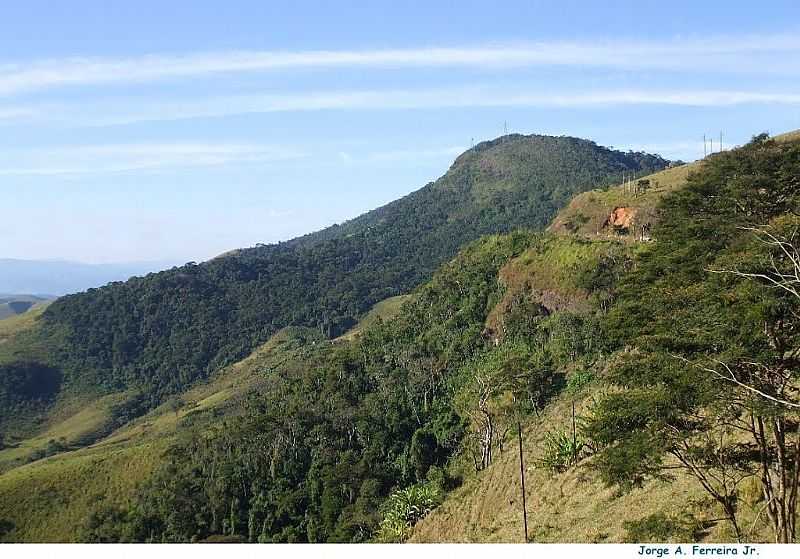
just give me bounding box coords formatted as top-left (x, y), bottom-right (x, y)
top-left (0, 135), bottom-right (667, 424)
top-left (76, 134), bottom-right (800, 543)
top-left (81, 232), bottom-right (613, 542)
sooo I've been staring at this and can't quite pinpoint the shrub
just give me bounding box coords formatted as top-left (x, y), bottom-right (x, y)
top-left (377, 483), bottom-right (442, 542)
top-left (566, 369), bottom-right (595, 393)
top-left (623, 513), bottom-right (699, 543)
top-left (536, 430), bottom-right (584, 473)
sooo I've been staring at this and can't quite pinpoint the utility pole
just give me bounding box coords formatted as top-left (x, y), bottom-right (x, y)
top-left (703, 134), bottom-right (707, 157)
top-left (720, 131), bottom-right (723, 152)
top-left (504, 121), bottom-right (508, 135)
top-left (710, 138), bottom-right (714, 153)
top-left (517, 419), bottom-right (529, 543)
top-left (572, 401), bottom-right (577, 464)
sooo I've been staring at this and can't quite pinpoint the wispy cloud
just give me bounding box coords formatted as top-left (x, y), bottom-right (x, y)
top-left (0, 106), bottom-right (40, 120)
top-left (2, 33), bottom-right (800, 96)
top-left (0, 143), bottom-right (306, 176)
top-left (40, 87), bottom-right (800, 127)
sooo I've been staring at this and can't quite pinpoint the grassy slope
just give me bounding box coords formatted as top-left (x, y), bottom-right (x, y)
top-left (336, 295), bottom-right (412, 341)
top-left (0, 296), bottom-right (51, 321)
top-left (0, 392), bottom-right (126, 473)
top-left (0, 306), bottom-right (46, 347)
top-left (410, 387), bottom-right (771, 543)
top-left (0, 327), bottom-right (323, 542)
top-left (548, 163), bottom-right (697, 239)
top-left (0, 439), bottom-right (167, 542)
top-left (484, 235), bottom-right (621, 338)
top-left (549, 128), bottom-right (799, 242)
top-left (413, 162), bottom-right (703, 544)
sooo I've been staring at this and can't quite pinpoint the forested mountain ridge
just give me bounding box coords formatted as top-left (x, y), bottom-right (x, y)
top-left (0, 134), bottom-right (668, 433)
top-left (413, 132), bottom-right (800, 543)
top-left (2, 131), bottom-right (800, 543)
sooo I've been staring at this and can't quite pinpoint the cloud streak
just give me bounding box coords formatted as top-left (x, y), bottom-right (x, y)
top-left (2, 33), bottom-right (800, 96)
top-left (0, 143), bottom-right (306, 176)
top-left (39, 87), bottom-right (800, 127)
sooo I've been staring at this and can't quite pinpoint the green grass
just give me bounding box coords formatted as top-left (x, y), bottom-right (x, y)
top-left (0, 439), bottom-right (167, 542)
top-left (0, 392), bottom-right (128, 473)
top-left (337, 294), bottom-right (412, 341)
top-left (0, 296), bottom-right (51, 321)
top-left (0, 305), bottom-right (46, 345)
top-left (549, 162), bottom-right (697, 239)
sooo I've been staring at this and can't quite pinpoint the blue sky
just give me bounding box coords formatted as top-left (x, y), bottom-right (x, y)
top-left (2, 0), bottom-right (800, 263)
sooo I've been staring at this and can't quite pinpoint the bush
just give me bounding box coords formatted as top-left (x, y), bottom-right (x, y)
top-left (566, 369), bottom-right (595, 393)
top-left (377, 483), bottom-right (442, 542)
top-left (536, 430), bottom-right (584, 473)
top-left (623, 513), bottom-right (699, 543)
top-left (410, 428), bottom-right (438, 481)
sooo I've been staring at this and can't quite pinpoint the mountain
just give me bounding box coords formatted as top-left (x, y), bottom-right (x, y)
top-left (0, 134), bottom-right (669, 421)
top-left (0, 259), bottom-right (177, 297)
top-left (2, 131), bottom-right (799, 543)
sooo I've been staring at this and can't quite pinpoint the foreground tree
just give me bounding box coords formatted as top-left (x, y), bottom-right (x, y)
top-left (585, 136), bottom-right (800, 543)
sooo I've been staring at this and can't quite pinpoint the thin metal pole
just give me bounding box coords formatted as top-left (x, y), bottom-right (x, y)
top-left (572, 400), bottom-right (578, 463)
top-left (517, 420), bottom-right (529, 543)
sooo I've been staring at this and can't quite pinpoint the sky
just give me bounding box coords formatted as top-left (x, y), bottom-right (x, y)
top-left (2, 0), bottom-right (800, 264)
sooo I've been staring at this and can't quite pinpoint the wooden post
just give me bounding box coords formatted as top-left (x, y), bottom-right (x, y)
top-left (517, 420), bottom-right (529, 542)
top-left (571, 401), bottom-right (577, 465)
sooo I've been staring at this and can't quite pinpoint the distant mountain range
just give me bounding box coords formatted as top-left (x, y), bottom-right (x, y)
top-left (0, 259), bottom-right (178, 296)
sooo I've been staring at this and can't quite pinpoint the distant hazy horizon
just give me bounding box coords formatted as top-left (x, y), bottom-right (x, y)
top-left (0, 258), bottom-right (181, 296)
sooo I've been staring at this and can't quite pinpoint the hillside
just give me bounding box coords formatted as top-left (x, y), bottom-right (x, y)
top-left (0, 134), bottom-right (668, 440)
top-left (548, 162), bottom-right (696, 239)
top-left (412, 131), bottom-right (800, 543)
top-left (3, 131), bottom-right (798, 544)
top-left (0, 295), bottom-right (52, 321)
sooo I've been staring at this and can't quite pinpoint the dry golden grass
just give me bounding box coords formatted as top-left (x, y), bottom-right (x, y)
top-left (411, 390), bottom-right (777, 543)
top-left (775, 129), bottom-right (800, 143)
